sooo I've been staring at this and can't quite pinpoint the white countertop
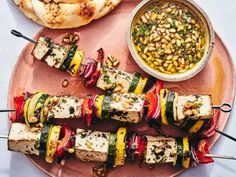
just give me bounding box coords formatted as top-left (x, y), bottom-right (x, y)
top-left (0, 0), bottom-right (236, 177)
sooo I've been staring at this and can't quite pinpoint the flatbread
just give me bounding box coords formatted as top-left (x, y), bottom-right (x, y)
top-left (13, 0), bottom-right (44, 25)
top-left (13, 0), bottom-right (122, 29)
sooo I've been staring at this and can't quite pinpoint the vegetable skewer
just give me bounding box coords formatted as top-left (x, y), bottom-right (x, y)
top-left (5, 123), bottom-right (236, 169)
top-left (10, 29), bottom-right (160, 93)
top-left (2, 88), bottom-right (231, 138)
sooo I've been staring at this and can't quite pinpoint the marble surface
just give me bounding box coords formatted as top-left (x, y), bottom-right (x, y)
top-left (0, 0), bottom-right (235, 177)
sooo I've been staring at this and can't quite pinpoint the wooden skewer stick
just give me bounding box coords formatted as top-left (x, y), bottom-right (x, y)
top-left (11, 29), bottom-right (37, 44)
top-left (206, 154), bottom-right (236, 160)
top-left (215, 129), bottom-right (236, 142)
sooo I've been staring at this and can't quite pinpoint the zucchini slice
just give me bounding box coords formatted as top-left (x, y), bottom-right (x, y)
top-left (134, 76), bottom-right (148, 94)
top-left (46, 125), bottom-right (61, 163)
top-left (102, 95), bottom-right (112, 120)
top-left (40, 96), bottom-right (52, 124)
top-left (173, 137), bottom-right (183, 167)
top-left (165, 91), bottom-right (177, 125)
top-left (182, 137), bottom-right (190, 168)
top-left (160, 89), bottom-right (169, 125)
top-left (60, 44), bottom-right (78, 72)
top-left (67, 50), bottom-right (84, 76)
top-left (107, 133), bottom-right (117, 168)
top-left (165, 91), bottom-right (174, 122)
top-left (23, 98), bottom-right (31, 127)
top-left (39, 124), bottom-right (51, 154)
top-left (143, 77), bottom-right (156, 93)
top-left (128, 73), bottom-right (140, 93)
top-left (27, 92), bottom-right (45, 124)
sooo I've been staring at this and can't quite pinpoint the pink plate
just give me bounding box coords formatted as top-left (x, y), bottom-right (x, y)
top-left (8, 0), bottom-right (235, 176)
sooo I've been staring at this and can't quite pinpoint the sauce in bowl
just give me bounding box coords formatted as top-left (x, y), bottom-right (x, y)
top-left (132, 1), bottom-right (206, 74)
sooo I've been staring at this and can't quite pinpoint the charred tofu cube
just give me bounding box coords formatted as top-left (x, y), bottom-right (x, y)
top-left (32, 37), bottom-right (51, 60)
top-left (45, 43), bottom-right (67, 68)
top-left (47, 96), bottom-right (83, 119)
top-left (8, 123), bottom-right (41, 155)
top-left (75, 129), bottom-right (110, 162)
top-left (110, 93), bottom-right (145, 123)
top-left (146, 136), bottom-right (177, 164)
top-left (96, 66), bottom-right (133, 92)
top-left (177, 95), bottom-right (213, 121)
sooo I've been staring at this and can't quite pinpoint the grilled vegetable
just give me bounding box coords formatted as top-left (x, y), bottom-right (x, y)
top-left (95, 95), bottom-right (104, 119)
top-left (39, 124), bottom-right (51, 154)
top-left (182, 137), bottom-right (190, 168)
top-left (165, 91), bottom-right (176, 125)
top-left (27, 92), bottom-right (45, 124)
top-left (67, 50), bottom-right (84, 76)
top-left (160, 89), bottom-right (169, 125)
top-left (46, 125), bottom-right (61, 163)
top-left (174, 137), bottom-right (183, 167)
top-left (23, 98), bottom-right (31, 127)
top-left (115, 127), bottom-right (127, 166)
top-left (194, 140), bottom-right (214, 164)
top-left (12, 96), bottom-right (25, 123)
top-left (60, 44), bottom-right (78, 71)
top-left (128, 73), bottom-right (140, 92)
top-left (107, 133), bottom-right (117, 168)
top-left (102, 95), bottom-right (112, 120)
top-left (134, 77), bottom-right (148, 94)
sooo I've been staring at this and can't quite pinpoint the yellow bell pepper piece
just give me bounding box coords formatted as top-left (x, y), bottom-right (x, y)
top-left (115, 127), bottom-right (127, 166)
top-left (67, 50), bottom-right (84, 76)
top-left (134, 77), bottom-right (148, 94)
top-left (46, 125), bottom-right (61, 163)
top-left (189, 120), bottom-right (204, 134)
top-left (23, 98), bottom-right (31, 127)
top-left (182, 137), bottom-right (190, 168)
top-left (160, 89), bottom-right (169, 125)
top-left (95, 95), bottom-right (104, 119)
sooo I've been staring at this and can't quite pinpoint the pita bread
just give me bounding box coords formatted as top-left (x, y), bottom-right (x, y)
top-left (13, 0), bottom-right (122, 29)
top-left (13, 0), bottom-right (44, 25)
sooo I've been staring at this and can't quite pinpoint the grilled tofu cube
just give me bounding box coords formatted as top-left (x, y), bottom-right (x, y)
top-left (47, 96), bottom-right (83, 119)
top-left (177, 95), bottom-right (213, 121)
top-left (32, 37), bottom-right (52, 60)
top-left (110, 93), bottom-right (145, 123)
top-left (45, 43), bottom-right (67, 68)
top-left (146, 136), bottom-right (177, 164)
top-left (96, 66), bottom-right (133, 92)
top-left (8, 123), bottom-right (41, 155)
top-left (75, 129), bottom-right (110, 162)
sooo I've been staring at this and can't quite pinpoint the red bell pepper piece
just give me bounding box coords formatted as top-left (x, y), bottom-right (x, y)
top-left (137, 136), bottom-right (146, 160)
top-left (155, 79), bottom-right (163, 94)
top-left (145, 92), bottom-right (158, 118)
top-left (11, 96), bottom-right (25, 123)
top-left (201, 109), bottom-right (220, 138)
top-left (194, 140), bottom-right (214, 164)
top-left (96, 48), bottom-right (104, 63)
top-left (56, 126), bottom-right (72, 158)
top-left (82, 98), bottom-right (93, 127)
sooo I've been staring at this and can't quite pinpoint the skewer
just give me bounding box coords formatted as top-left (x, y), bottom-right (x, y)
top-left (215, 129), bottom-right (236, 142)
top-left (11, 29), bottom-right (37, 44)
top-left (206, 154), bottom-right (236, 160)
top-left (0, 134), bottom-right (8, 139)
top-left (0, 133), bottom-right (235, 161)
top-left (212, 103), bottom-right (232, 112)
top-left (0, 109), bottom-right (15, 113)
